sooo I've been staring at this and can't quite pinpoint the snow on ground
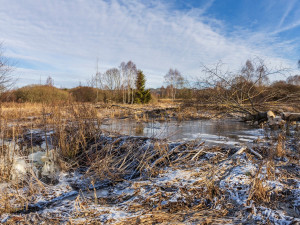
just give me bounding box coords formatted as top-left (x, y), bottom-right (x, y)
top-left (0, 132), bottom-right (299, 224)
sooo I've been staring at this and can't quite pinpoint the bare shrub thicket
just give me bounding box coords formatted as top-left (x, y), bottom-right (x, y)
top-left (269, 80), bottom-right (300, 103)
top-left (69, 86), bottom-right (99, 102)
top-left (196, 58), bottom-right (293, 118)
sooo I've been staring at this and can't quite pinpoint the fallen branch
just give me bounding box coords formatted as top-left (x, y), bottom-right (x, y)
top-left (248, 147), bottom-right (263, 159)
top-left (233, 146), bottom-right (262, 159)
top-left (191, 148), bottom-right (205, 161)
top-left (233, 146), bottom-right (247, 156)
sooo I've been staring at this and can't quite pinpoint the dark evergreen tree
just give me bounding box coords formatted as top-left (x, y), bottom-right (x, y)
top-left (135, 70), bottom-right (151, 104)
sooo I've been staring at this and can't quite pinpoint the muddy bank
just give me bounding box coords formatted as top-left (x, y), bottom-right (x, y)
top-left (95, 103), bottom-right (222, 121)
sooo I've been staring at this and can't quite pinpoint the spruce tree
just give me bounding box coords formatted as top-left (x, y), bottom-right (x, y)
top-left (135, 70), bottom-right (151, 104)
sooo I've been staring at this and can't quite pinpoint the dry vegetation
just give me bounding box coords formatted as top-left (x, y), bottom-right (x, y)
top-left (0, 102), bottom-right (299, 224)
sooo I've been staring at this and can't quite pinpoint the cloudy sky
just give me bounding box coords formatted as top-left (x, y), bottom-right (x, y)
top-left (1, 0), bottom-right (300, 88)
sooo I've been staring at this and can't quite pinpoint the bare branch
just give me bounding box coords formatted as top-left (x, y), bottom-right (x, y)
top-left (0, 42), bottom-right (15, 95)
top-left (197, 58), bottom-right (290, 118)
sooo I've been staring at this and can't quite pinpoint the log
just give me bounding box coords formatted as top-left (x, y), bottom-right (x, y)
top-left (244, 111), bottom-right (275, 125)
top-left (281, 112), bottom-right (300, 122)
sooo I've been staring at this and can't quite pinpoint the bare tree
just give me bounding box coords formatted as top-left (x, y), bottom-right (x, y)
top-left (198, 58), bottom-right (288, 121)
top-left (119, 61), bottom-right (137, 104)
top-left (89, 60), bottom-right (138, 103)
top-left (287, 75), bottom-right (300, 86)
top-left (89, 59), bottom-right (104, 102)
top-left (103, 68), bottom-right (121, 101)
top-left (0, 43), bottom-right (15, 94)
top-left (119, 62), bottom-right (127, 104)
top-left (164, 68), bottom-right (184, 102)
top-left (46, 76), bottom-right (54, 86)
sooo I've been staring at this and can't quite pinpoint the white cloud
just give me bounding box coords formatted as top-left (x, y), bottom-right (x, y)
top-left (0, 0), bottom-right (298, 88)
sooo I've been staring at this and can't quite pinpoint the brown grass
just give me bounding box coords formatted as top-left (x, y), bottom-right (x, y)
top-left (276, 133), bottom-right (286, 157)
top-left (248, 165), bottom-right (271, 203)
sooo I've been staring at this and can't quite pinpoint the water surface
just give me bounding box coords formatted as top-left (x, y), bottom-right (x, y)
top-left (101, 119), bottom-right (264, 146)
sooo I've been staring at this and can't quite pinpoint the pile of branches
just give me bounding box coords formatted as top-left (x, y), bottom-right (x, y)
top-left (81, 135), bottom-right (206, 181)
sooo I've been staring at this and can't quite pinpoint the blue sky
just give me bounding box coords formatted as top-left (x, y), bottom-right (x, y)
top-left (0, 0), bottom-right (300, 88)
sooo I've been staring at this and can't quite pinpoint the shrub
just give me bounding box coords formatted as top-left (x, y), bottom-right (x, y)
top-left (69, 86), bottom-right (98, 102)
top-left (14, 85), bottom-right (70, 103)
top-left (269, 81), bottom-right (300, 102)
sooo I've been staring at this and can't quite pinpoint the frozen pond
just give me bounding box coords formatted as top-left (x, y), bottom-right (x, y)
top-left (101, 119), bottom-right (265, 146)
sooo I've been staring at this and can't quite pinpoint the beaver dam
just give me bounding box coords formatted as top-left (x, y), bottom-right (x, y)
top-left (0, 104), bottom-right (299, 224)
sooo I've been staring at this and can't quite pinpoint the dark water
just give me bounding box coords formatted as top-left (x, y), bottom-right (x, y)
top-left (101, 119), bottom-right (265, 146)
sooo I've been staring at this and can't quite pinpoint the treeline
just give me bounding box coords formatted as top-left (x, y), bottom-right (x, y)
top-left (1, 60), bottom-right (153, 104)
top-left (1, 72), bottom-right (152, 104)
top-left (159, 59), bottom-right (300, 111)
top-left (151, 86), bottom-right (193, 100)
top-left (1, 59), bottom-right (300, 108)
top-left (1, 42), bottom-right (299, 107)
top-left (1, 85), bottom-right (149, 104)
top-left (3, 74), bottom-right (299, 105)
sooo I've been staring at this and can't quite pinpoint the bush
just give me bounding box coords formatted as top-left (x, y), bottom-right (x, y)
top-left (269, 81), bottom-right (300, 102)
top-left (0, 90), bottom-right (17, 102)
top-left (14, 85), bottom-right (70, 103)
top-left (69, 86), bottom-right (106, 102)
top-left (149, 93), bottom-right (158, 104)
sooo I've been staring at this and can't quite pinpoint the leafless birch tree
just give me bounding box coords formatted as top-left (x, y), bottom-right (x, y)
top-left (164, 68), bottom-right (184, 102)
top-left (120, 61), bottom-right (137, 104)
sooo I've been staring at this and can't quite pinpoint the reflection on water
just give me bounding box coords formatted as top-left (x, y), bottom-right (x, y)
top-left (101, 119), bottom-right (264, 146)
top-left (135, 123), bottom-right (144, 136)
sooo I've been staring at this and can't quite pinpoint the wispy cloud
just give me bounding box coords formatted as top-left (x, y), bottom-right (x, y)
top-left (273, 0), bottom-right (300, 35)
top-left (277, 0), bottom-right (296, 29)
top-left (0, 0), bottom-right (298, 88)
top-left (274, 20), bottom-right (300, 35)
